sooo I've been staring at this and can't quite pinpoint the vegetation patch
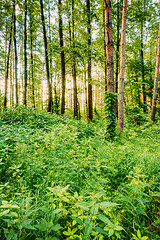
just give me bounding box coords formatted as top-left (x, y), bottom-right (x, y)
top-left (0, 108), bottom-right (160, 239)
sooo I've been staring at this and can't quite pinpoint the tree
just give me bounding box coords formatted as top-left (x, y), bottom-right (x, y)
top-left (4, 13), bottom-right (13, 108)
top-left (139, 0), bottom-right (147, 112)
top-left (104, 0), bottom-right (114, 93)
top-left (13, 0), bottom-right (18, 105)
top-left (24, 0), bottom-right (27, 106)
top-left (151, 17), bottom-right (160, 121)
top-left (29, 2), bottom-right (35, 108)
top-left (58, 0), bottom-right (66, 115)
top-left (115, 0), bottom-right (121, 118)
top-left (104, 0), bottom-right (116, 139)
top-left (118, 0), bottom-right (127, 132)
top-left (40, 0), bottom-right (53, 112)
top-left (87, 0), bottom-right (93, 122)
top-left (72, 0), bottom-right (78, 119)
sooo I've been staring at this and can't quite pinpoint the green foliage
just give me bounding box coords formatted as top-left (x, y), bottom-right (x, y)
top-left (0, 108), bottom-right (160, 239)
top-left (125, 105), bottom-right (147, 126)
top-left (105, 92), bottom-right (117, 140)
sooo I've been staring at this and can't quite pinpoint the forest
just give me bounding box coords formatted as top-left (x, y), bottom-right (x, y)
top-left (0, 0), bottom-right (160, 239)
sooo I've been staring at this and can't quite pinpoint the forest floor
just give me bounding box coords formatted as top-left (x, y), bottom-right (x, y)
top-left (0, 107), bottom-right (160, 240)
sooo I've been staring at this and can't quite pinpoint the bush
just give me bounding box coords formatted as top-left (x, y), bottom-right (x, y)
top-left (125, 105), bottom-right (147, 126)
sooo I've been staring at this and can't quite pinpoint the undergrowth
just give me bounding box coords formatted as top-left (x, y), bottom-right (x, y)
top-left (0, 107), bottom-right (159, 240)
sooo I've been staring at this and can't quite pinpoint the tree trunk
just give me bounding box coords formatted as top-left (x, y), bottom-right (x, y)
top-left (103, 6), bottom-right (107, 93)
top-left (115, 0), bottom-right (120, 118)
top-left (151, 17), bottom-right (160, 121)
top-left (10, 43), bottom-right (13, 108)
top-left (48, 0), bottom-right (53, 84)
top-left (40, 0), bottom-right (53, 112)
top-left (87, 0), bottom-right (93, 122)
top-left (118, 0), bottom-right (127, 132)
top-left (4, 15), bottom-right (13, 108)
top-left (29, 5), bottom-right (35, 108)
top-left (58, 0), bottom-right (66, 115)
top-left (104, 0), bottom-right (114, 93)
top-left (13, 0), bottom-right (18, 105)
top-left (140, 19), bottom-right (147, 112)
top-left (24, 0), bottom-right (27, 106)
top-left (84, 64), bottom-right (88, 115)
top-left (72, 0), bottom-right (78, 119)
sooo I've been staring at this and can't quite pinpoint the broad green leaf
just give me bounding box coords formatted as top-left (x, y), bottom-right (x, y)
top-left (136, 207), bottom-right (148, 217)
top-left (3, 219), bottom-right (15, 225)
top-left (72, 217), bottom-right (83, 225)
top-left (61, 185), bottom-right (70, 193)
top-left (75, 202), bottom-right (90, 211)
top-left (95, 226), bottom-right (108, 236)
top-left (19, 219), bottom-right (36, 230)
top-left (35, 219), bottom-right (53, 231)
top-left (4, 229), bottom-right (17, 240)
top-left (98, 214), bottom-right (116, 228)
top-left (0, 209), bottom-right (10, 216)
top-left (39, 206), bottom-right (50, 213)
top-left (132, 233), bottom-right (139, 240)
top-left (137, 229), bottom-right (141, 238)
top-left (53, 208), bottom-right (64, 214)
top-left (141, 236), bottom-right (148, 240)
top-left (51, 224), bottom-right (63, 231)
top-left (109, 228), bottom-right (114, 236)
top-left (85, 222), bottom-right (93, 237)
top-left (115, 225), bottom-right (123, 231)
top-left (100, 202), bottom-right (119, 208)
top-left (63, 231), bottom-right (71, 236)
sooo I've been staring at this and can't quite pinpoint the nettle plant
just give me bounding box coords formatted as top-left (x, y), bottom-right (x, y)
top-left (0, 185), bottom-right (124, 239)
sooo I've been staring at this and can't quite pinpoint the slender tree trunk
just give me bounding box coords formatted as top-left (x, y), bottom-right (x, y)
top-left (104, 0), bottom-right (114, 93)
top-left (87, 0), bottom-right (93, 122)
top-left (72, 0), bottom-right (78, 119)
top-left (140, 19), bottom-right (147, 112)
top-left (10, 43), bottom-right (13, 108)
top-left (13, 0), bottom-right (18, 105)
top-left (115, 0), bottom-right (120, 118)
top-left (40, 0), bottom-right (53, 112)
top-left (58, 0), bottom-right (66, 115)
top-left (84, 64), bottom-right (88, 115)
top-left (103, 6), bottom-right (107, 93)
top-left (4, 15), bottom-right (13, 108)
top-left (118, 0), bottom-right (127, 132)
top-left (24, 0), bottom-right (27, 106)
top-left (151, 17), bottom-right (160, 121)
top-left (29, 10), bottom-right (35, 108)
top-left (48, 0), bottom-right (53, 84)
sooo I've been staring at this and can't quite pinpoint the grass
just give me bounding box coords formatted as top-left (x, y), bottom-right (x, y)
top-left (0, 107), bottom-right (159, 240)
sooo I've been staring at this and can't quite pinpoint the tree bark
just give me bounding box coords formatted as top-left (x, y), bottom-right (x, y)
top-left (118, 0), bottom-right (127, 132)
top-left (104, 0), bottom-right (114, 93)
top-left (48, 0), bottom-right (53, 84)
top-left (58, 0), bottom-right (66, 115)
top-left (140, 18), bottom-right (147, 112)
top-left (13, 0), bottom-right (18, 105)
top-left (72, 0), bottom-right (78, 119)
top-left (151, 17), bottom-right (160, 121)
top-left (29, 3), bottom-right (35, 108)
top-left (10, 43), bottom-right (14, 108)
top-left (40, 0), bottom-right (53, 112)
top-left (24, 0), bottom-right (27, 106)
top-left (87, 0), bottom-right (93, 122)
top-left (115, 0), bottom-right (120, 118)
top-left (4, 15), bottom-right (13, 108)
top-left (103, 6), bottom-right (107, 93)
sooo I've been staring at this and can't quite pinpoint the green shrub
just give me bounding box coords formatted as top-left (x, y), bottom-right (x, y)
top-left (125, 105), bottom-right (147, 126)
